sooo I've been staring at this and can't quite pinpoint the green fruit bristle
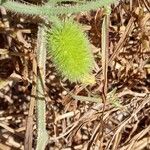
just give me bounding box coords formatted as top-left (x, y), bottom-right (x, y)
top-left (47, 20), bottom-right (94, 83)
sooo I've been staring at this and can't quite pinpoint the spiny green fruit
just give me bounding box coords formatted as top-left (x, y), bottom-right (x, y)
top-left (47, 20), bottom-right (95, 83)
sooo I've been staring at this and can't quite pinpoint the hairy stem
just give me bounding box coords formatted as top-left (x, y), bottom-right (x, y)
top-left (36, 25), bottom-right (48, 150)
top-left (1, 0), bottom-right (117, 16)
top-left (2, 0), bottom-right (45, 16)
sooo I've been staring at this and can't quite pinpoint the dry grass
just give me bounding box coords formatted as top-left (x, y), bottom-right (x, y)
top-left (0, 0), bottom-right (150, 149)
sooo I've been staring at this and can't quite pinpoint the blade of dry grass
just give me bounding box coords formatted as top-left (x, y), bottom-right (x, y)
top-left (24, 51), bottom-right (37, 150)
top-left (101, 9), bottom-right (109, 99)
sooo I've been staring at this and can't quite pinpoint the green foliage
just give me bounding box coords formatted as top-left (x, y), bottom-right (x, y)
top-left (47, 20), bottom-right (94, 82)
